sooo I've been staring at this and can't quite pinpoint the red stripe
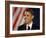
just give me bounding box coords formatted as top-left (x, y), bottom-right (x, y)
top-left (13, 8), bottom-right (22, 29)
top-left (13, 7), bottom-right (17, 16)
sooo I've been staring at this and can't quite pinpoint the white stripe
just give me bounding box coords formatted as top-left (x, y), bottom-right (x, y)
top-left (14, 8), bottom-right (26, 30)
top-left (13, 8), bottom-right (21, 25)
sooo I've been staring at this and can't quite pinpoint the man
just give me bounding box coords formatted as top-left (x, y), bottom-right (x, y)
top-left (18, 8), bottom-right (39, 30)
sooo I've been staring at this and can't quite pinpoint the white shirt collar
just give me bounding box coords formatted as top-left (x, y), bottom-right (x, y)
top-left (26, 22), bottom-right (33, 30)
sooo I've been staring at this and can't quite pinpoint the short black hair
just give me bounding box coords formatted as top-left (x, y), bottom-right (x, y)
top-left (25, 8), bottom-right (34, 15)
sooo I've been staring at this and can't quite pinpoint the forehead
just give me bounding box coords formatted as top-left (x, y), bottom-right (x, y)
top-left (24, 11), bottom-right (32, 15)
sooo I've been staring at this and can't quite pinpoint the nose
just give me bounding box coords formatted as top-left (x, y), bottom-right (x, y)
top-left (24, 15), bottom-right (27, 19)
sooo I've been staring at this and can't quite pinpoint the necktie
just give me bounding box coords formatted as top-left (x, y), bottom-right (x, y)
top-left (28, 26), bottom-right (30, 30)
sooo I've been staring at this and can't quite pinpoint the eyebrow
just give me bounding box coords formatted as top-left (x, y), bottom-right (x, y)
top-left (23, 13), bottom-right (31, 16)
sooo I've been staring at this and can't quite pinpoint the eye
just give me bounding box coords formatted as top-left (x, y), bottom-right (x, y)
top-left (27, 15), bottom-right (29, 16)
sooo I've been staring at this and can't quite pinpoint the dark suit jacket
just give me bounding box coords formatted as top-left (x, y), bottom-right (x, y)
top-left (18, 23), bottom-right (40, 30)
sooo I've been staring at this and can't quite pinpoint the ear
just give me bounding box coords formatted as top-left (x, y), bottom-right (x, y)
top-left (32, 16), bottom-right (34, 19)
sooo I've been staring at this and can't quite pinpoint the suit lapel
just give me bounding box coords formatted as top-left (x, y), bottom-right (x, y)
top-left (22, 24), bottom-right (26, 30)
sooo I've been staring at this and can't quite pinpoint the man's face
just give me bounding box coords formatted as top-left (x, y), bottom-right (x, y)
top-left (23, 11), bottom-right (34, 24)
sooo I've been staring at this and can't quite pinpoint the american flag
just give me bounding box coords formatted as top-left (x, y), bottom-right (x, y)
top-left (13, 7), bottom-right (26, 30)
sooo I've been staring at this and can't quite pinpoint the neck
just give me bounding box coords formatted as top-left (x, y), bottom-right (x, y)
top-left (28, 21), bottom-right (33, 25)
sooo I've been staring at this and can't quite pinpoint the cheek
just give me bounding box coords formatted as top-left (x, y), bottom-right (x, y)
top-left (27, 16), bottom-right (31, 19)
top-left (28, 16), bottom-right (32, 20)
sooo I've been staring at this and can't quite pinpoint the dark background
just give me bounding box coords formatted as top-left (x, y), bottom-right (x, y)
top-left (32, 8), bottom-right (40, 29)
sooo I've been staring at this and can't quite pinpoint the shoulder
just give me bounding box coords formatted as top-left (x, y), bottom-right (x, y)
top-left (18, 24), bottom-right (25, 28)
top-left (17, 24), bottom-right (26, 30)
top-left (32, 24), bottom-right (40, 30)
